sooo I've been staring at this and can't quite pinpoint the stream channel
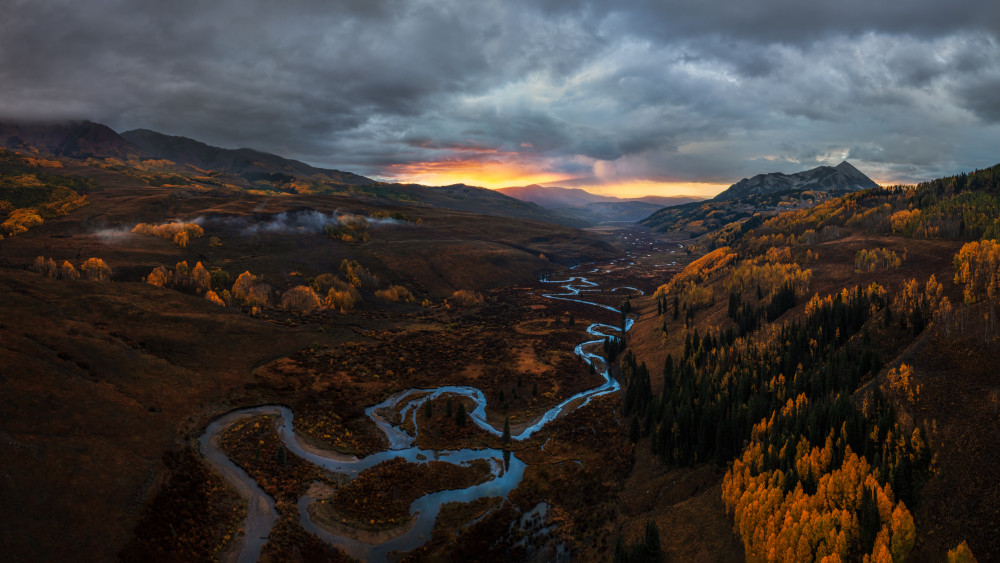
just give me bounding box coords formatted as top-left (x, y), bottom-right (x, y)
top-left (199, 274), bottom-right (639, 562)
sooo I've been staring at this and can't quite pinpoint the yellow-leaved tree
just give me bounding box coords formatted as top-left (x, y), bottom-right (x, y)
top-left (281, 285), bottom-right (323, 314)
top-left (80, 258), bottom-right (111, 281)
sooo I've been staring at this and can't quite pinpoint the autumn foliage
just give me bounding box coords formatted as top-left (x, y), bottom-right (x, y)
top-left (132, 221), bottom-right (205, 247)
top-left (450, 289), bottom-right (485, 307)
top-left (280, 285), bottom-right (323, 314)
top-left (952, 240), bottom-right (1000, 305)
top-left (375, 284), bottom-right (415, 303)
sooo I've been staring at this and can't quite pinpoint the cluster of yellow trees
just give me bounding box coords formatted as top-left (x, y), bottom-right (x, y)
top-left (309, 272), bottom-right (361, 312)
top-left (448, 289), bottom-right (484, 307)
top-left (375, 285), bottom-right (415, 303)
top-left (146, 261), bottom-right (212, 293)
top-left (0, 189), bottom-right (88, 237)
top-left (132, 221), bottom-right (205, 248)
top-left (141, 257), bottom-right (425, 314)
top-left (725, 259), bottom-right (812, 300)
top-left (32, 256), bottom-right (111, 281)
top-left (722, 396), bottom-right (917, 563)
top-left (855, 248), bottom-right (903, 273)
top-left (338, 259), bottom-right (381, 289)
top-left (324, 215), bottom-right (370, 243)
top-left (886, 364), bottom-right (920, 407)
top-left (654, 247), bottom-right (737, 303)
top-left (953, 240), bottom-right (1000, 306)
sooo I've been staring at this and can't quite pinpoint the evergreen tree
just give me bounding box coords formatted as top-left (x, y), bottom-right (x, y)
top-left (424, 399), bottom-right (432, 418)
top-left (276, 445), bottom-right (287, 465)
top-left (455, 402), bottom-right (467, 426)
top-left (502, 416), bottom-right (511, 444)
top-left (613, 536), bottom-right (629, 563)
top-left (446, 397), bottom-right (453, 418)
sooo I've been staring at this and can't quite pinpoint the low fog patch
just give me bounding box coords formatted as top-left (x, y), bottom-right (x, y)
top-left (194, 209), bottom-right (413, 236)
top-left (92, 226), bottom-right (134, 243)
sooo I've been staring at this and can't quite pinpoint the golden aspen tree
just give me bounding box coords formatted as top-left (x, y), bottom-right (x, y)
top-left (280, 285), bottom-right (323, 313)
top-left (205, 290), bottom-right (225, 307)
top-left (146, 265), bottom-right (172, 287)
top-left (60, 260), bottom-right (79, 281)
top-left (80, 258), bottom-right (111, 281)
top-left (191, 262), bottom-right (211, 295)
top-left (232, 271), bottom-right (257, 303)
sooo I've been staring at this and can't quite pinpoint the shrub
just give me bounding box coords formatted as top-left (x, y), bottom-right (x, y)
top-left (339, 259), bottom-right (381, 289)
top-left (246, 284), bottom-right (271, 308)
top-left (325, 279), bottom-right (361, 312)
top-left (281, 285), bottom-right (323, 314)
top-left (450, 289), bottom-right (484, 307)
top-left (325, 215), bottom-right (370, 243)
top-left (376, 284), bottom-right (414, 303)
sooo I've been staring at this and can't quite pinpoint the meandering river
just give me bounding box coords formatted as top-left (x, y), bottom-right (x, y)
top-left (199, 274), bottom-right (639, 562)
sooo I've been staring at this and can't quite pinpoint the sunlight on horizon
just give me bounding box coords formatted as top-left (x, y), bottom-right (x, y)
top-left (380, 163), bottom-right (729, 199)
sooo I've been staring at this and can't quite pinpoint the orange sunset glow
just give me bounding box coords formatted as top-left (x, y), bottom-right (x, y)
top-left (384, 159), bottom-right (728, 198)
top-left (383, 158), bottom-right (574, 189)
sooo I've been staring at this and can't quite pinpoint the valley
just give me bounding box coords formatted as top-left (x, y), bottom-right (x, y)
top-left (2, 124), bottom-right (999, 563)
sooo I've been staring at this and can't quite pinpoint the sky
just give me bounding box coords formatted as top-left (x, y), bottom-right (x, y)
top-left (2, 0), bottom-right (1000, 198)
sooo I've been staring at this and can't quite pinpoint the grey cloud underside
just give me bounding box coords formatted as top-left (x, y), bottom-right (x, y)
top-left (2, 0), bottom-right (999, 187)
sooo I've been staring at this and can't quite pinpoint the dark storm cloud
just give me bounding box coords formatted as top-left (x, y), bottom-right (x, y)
top-left (1, 0), bottom-right (999, 189)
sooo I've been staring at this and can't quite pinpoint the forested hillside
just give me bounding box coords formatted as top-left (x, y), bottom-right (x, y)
top-left (623, 162), bottom-right (1000, 561)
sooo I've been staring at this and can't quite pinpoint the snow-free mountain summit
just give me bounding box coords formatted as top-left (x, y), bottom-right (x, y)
top-left (713, 161), bottom-right (878, 201)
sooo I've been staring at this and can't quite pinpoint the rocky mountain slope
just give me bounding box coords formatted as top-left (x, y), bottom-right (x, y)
top-left (642, 161), bottom-right (879, 235)
top-left (713, 161), bottom-right (878, 201)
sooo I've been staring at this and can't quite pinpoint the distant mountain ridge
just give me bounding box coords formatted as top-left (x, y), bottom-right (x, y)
top-left (498, 184), bottom-right (699, 208)
top-left (0, 119), bottom-right (593, 227)
top-left (497, 184), bottom-right (701, 223)
top-left (121, 129), bottom-right (374, 186)
top-left (641, 161), bottom-right (880, 236)
top-left (0, 120), bottom-right (142, 160)
top-left (713, 161), bottom-right (878, 201)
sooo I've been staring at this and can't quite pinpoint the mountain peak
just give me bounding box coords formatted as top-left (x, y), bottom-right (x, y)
top-left (713, 161), bottom-right (878, 201)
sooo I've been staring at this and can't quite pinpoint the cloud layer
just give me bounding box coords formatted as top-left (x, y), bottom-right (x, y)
top-left (3, 0), bottom-right (999, 193)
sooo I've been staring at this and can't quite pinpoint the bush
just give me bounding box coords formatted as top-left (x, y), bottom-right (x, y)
top-left (325, 279), bottom-right (361, 312)
top-left (376, 285), bottom-right (414, 303)
top-left (450, 289), bottom-right (484, 307)
top-left (281, 285), bottom-right (323, 314)
top-left (246, 284), bottom-right (271, 308)
top-left (339, 259), bottom-right (381, 289)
